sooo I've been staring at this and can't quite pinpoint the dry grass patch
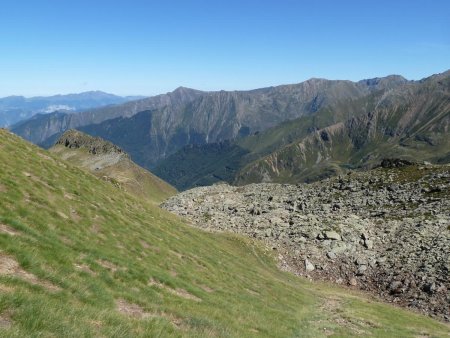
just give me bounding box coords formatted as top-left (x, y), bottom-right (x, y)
top-left (245, 288), bottom-right (260, 296)
top-left (0, 284), bottom-right (15, 293)
top-left (37, 152), bottom-right (55, 162)
top-left (116, 299), bottom-right (152, 319)
top-left (59, 235), bottom-right (73, 245)
top-left (0, 223), bottom-right (21, 236)
top-left (70, 208), bottom-right (82, 222)
top-left (199, 285), bottom-right (214, 293)
top-left (140, 240), bottom-right (150, 249)
top-left (148, 278), bottom-right (201, 302)
top-left (63, 192), bottom-right (74, 200)
top-left (97, 259), bottom-right (121, 272)
top-left (74, 263), bottom-right (96, 275)
top-left (320, 296), bottom-right (380, 336)
top-left (57, 211), bottom-right (69, 220)
top-left (0, 254), bottom-right (61, 292)
top-left (0, 310), bottom-right (13, 329)
top-left (115, 299), bottom-right (186, 328)
top-left (90, 223), bottom-right (102, 234)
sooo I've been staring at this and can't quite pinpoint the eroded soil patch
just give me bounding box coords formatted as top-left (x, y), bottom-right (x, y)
top-left (148, 278), bottom-right (202, 302)
top-left (0, 223), bottom-right (21, 236)
top-left (0, 254), bottom-right (61, 291)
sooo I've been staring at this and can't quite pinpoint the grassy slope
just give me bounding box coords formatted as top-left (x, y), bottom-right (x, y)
top-left (0, 129), bottom-right (448, 337)
top-left (49, 144), bottom-right (176, 204)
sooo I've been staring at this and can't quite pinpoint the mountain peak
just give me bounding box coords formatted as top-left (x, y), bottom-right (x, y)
top-left (55, 129), bottom-right (127, 156)
top-left (359, 74), bottom-right (408, 86)
top-left (172, 86), bottom-right (202, 95)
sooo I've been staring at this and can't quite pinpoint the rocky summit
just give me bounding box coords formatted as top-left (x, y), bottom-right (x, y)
top-left (50, 130), bottom-right (176, 203)
top-left (55, 129), bottom-right (127, 157)
top-left (162, 163), bottom-right (450, 321)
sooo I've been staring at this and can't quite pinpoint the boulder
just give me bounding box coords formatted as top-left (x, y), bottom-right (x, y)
top-left (304, 259), bottom-right (315, 272)
top-left (324, 230), bottom-right (341, 241)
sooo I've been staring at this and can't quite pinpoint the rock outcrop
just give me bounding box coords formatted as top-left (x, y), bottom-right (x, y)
top-left (162, 164), bottom-right (450, 321)
top-left (51, 130), bottom-right (176, 203)
top-left (55, 129), bottom-right (127, 156)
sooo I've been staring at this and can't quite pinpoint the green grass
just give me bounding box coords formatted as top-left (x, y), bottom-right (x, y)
top-left (0, 129), bottom-right (449, 337)
top-left (49, 143), bottom-right (176, 204)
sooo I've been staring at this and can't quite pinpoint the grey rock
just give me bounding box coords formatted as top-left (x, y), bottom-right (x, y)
top-left (324, 230), bottom-right (341, 240)
top-left (357, 265), bottom-right (368, 275)
top-left (326, 251), bottom-right (337, 260)
top-left (364, 239), bottom-right (374, 249)
top-left (305, 259), bottom-right (315, 272)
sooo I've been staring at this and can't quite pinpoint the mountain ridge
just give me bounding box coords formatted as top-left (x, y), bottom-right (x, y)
top-left (49, 130), bottom-right (176, 203)
top-left (155, 71), bottom-right (450, 189)
top-left (13, 73), bottom-right (415, 169)
top-left (10, 70), bottom-right (449, 190)
top-left (0, 91), bottom-right (145, 127)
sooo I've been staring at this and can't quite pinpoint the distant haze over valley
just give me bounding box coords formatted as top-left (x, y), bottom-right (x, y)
top-left (0, 91), bottom-right (145, 127)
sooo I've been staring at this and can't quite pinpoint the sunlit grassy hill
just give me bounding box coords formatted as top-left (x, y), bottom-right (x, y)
top-left (0, 129), bottom-right (448, 337)
top-left (49, 129), bottom-right (176, 204)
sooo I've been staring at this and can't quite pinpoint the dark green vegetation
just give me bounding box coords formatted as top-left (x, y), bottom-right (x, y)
top-left (156, 71), bottom-right (450, 189)
top-left (1, 130), bottom-right (449, 336)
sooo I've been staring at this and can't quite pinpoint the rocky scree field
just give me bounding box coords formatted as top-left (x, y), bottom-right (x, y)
top-left (162, 161), bottom-right (450, 322)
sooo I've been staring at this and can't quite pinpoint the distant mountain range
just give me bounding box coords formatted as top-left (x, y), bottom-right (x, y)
top-left (0, 91), bottom-right (144, 127)
top-left (10, 70), bottom-right (450, 190)
top-left (156, 71), bottom-right (450, 189)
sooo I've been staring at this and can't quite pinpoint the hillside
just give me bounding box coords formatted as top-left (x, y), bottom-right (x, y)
top-left (163, 161), bottom-right (450, 321)
top-left (11, 76), bottom-right (408, 169)
top-left (236, 71), bottom-right (450, 184)
top-left (155, 70), bottom-right (450, 190)
top-left (1, 131), bottom-right (449, 336)
top-left (49, 130), bottom-right (176, 203)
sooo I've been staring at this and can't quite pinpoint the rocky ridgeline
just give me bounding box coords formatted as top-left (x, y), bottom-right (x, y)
top-left (56, 129), bottom-right (127, 156)
top-left (162, 164), bottom-right (450, 321)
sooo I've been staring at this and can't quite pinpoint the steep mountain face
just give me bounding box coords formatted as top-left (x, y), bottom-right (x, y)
top-left (0, 91), bottom-right (143, 127)
top-left (11, 72), bottom-right (447, 190)
top-left (236, 72), bottom-right (450, 184)
top-left (14, 76), bottom-right (407, 170)
top-left (49, 130), bottom-right (176, 203)
top-left (155, 71), bottom-right (450, 189)
top-left (10, 87), bottom-right (203, 145)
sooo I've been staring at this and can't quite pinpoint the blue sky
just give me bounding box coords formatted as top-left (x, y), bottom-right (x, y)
top-left (0, 0), bottom-right (449, 96)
